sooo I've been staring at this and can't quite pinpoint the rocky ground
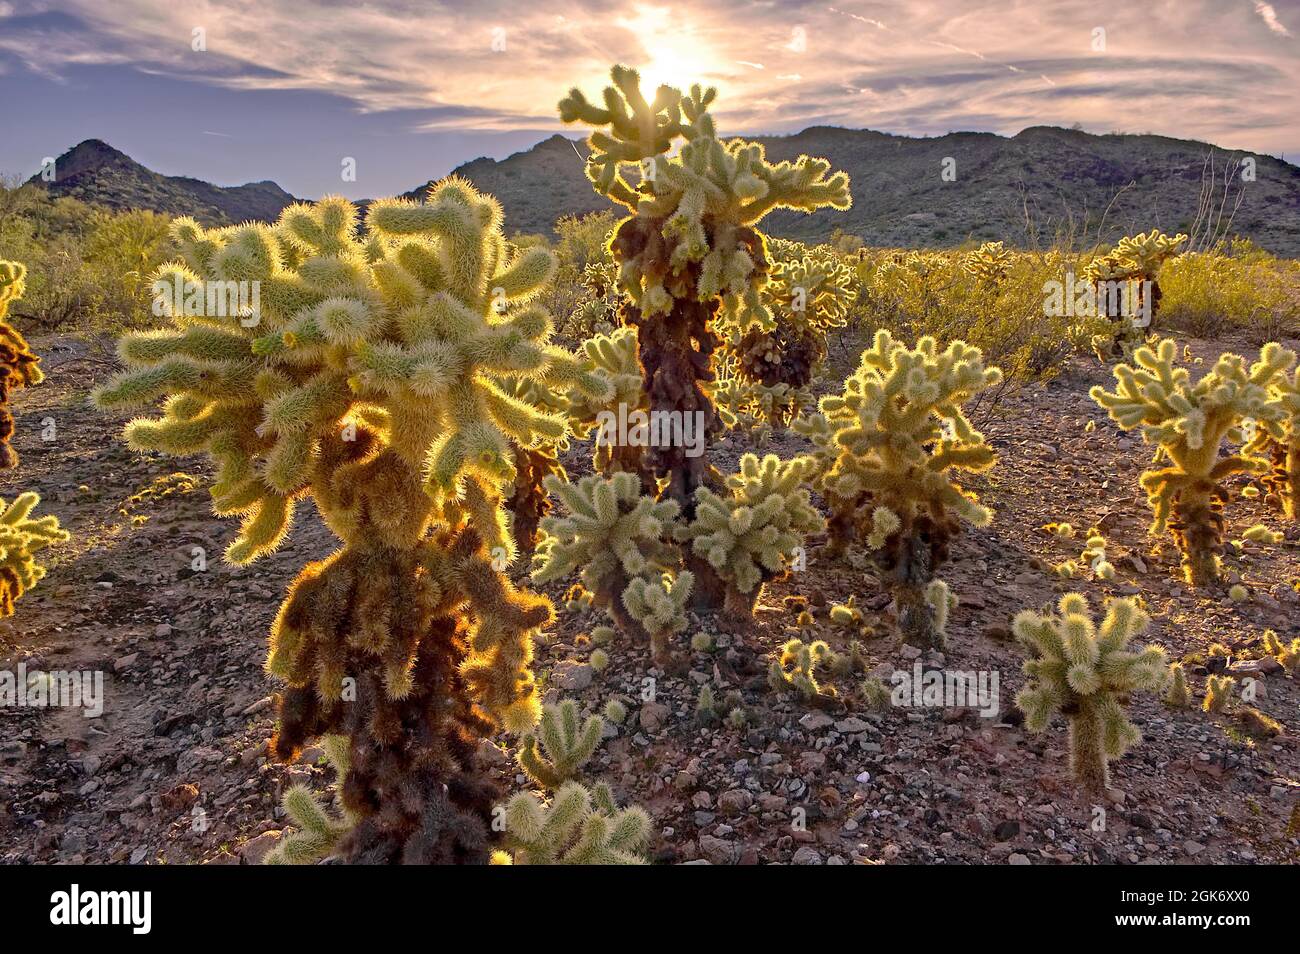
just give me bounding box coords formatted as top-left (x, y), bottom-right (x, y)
top-left (2, 329), bottom-right (1298, 865)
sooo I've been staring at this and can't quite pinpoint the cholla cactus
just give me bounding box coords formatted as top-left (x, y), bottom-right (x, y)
top-left (1263, 629), bottom-right (1300, 674)
top-left (265, 735), bottom-right (353, 865)
top-left (560, 66), bottom-right (849, 612)
top-left (0, 492), bottom-right (69, 618)
top-left (1252, 366), bottom-right (1300, 519)
top-left (1014, 594), bottom-right (1168, 794)
top-left (492, 780), bottom-right (649, 865)
top-left (93, 180), bottom-right (607, 864)
top-left (1203, 674), bottom-right (1236, 713)
top-left (0, 261), bottom-right (44, 469)
top-left (531, 471), bottom-right (679, 645)
top-left (1085, 230), bottom-right (1186, 356)
top-left (732, 250), bottom-right (854, 420)
top-left (1091, 339), bottom-right (1296, 587)
top-left (622, 571), bottom-right (694, 665)
top-left (516, 699), bottom-right (603, 789)
top-left (1164, 662), bottom-right (1190, 707)
top-left (799, 330), bottom-right (1001, 646)
top-left (564, 327), bottom-right (649, 479)
top-left (964, 241), bottom-right (1013, 284)
top-left (678, 453), bottom-right (823, 619)
top-left (769, 637), bottom-right (838, 699)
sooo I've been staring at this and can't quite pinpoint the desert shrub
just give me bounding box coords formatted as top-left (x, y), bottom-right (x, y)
top-left (1161, 241), bottom-right (1300, 342)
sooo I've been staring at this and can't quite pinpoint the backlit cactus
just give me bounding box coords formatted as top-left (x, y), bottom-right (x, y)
top-left (964, 241), bottom-right (1013, 284)
top-left (264, 734), bottom-right (353, 865)
top-left (768, 637), bottom-right (838, 700)
top-left (93, 179), bottom-right (605, 863)
top-left (731, 249), bottom-right (853, 424)
top-left (492, 780), bottom-right (649, 865)
top-left (1091, 339), bottom-right (1296, 587)
top-left (560, 65), bottom-right (849, 612)
top-left (1085, 230), bottom-right (1186, 356)
top-left (678, 453), bottom-right (823, 619)
top-left (1250, 365), bottom-right (1300, 519)
top-left (798, 330), bottom-right (1001, 646)
top-left (516, 699), bottom-right (603, 789)
top-left (531, 471), bottom-right (683, 659)
top-left (0, 261), bottom-right (44, 469)
top-left (1014, 594), bottom-right (1168, 794)
top-left (0, 492), bottom-right (69, 618)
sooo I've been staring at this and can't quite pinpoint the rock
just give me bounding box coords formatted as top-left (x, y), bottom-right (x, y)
top-left (154, 623), bottom-right (173, 638)
top-left (697, 835), bottom-right (736, 865)
top-left (994, 819), bottom-right (1020, 841)
top-left (550, 661), bottom-right (593, 692)
top-left (834, 717), bottom-right (870, 734)
top-left (718, 789), bottom-right (753, 815)
top-left (638, 701), bottom-right (670, 733)
top-left (899, 644), bottom-right (922, 661)
top-left (1183, 840), bottom-right (1205, 857)
top-left (113, 653), bottom-right (140, 672)
top-left (240, 830), bottom-right (282, 865)
top-left (1008, 853), bottom-right (1031, 865)
top-left (798, 712), bottom-right (834, 731)
top-left (791, 845), bottom-right (823, 865)
top-left (241, 696), bottom-right (273, 716)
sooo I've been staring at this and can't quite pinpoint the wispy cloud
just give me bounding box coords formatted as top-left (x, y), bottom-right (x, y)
top-left (1253, 1), bottom-right (1292, 37)
top-left (1, 0), bottom-right (1297, 195)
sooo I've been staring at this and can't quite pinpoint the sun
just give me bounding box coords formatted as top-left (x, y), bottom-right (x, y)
top-left (617, 4), bottom-right (722, 93)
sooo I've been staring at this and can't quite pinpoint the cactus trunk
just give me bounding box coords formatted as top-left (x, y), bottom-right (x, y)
top-left (1068, 703), bottom-right (1110, 794)
top-left (1285, 444), bottom-right (1300, 520)
top-left (1170, 480), bottom-right (1223, 587)
top-left (894, 530), bottom-right (940, 648)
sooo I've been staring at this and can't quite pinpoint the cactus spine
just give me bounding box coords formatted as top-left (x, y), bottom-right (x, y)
top-left (1091, 339), bottom-right (1296, 587)
top-left (516, 699), bottom-right (603, 789)
top-left (1014, 594), bottom-right (1167, 794)
top-left (94, 180), bottom-right (606, 863)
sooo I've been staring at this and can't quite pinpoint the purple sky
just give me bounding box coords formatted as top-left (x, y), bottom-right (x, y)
top-left (2, 0), bottom-right (1297, 199)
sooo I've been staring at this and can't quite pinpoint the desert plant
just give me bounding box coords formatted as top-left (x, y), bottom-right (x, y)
top-left (0, 491), bottom-right (69, 618)
top-left (516, 699), bottom-right (603, 790)
top-left (1091, 338), bottom-right (1296, 586)
top-left (769, 637), bottom-right (839, 700)
top-left (797, 330), bottom-right (1001, 646)
top-left (1014, 594), bottom-right (1168, 794)
top-left (678, 453), bottom-right (823, 619)
top-left (964, 240), bottom-right (1013, 284)
top-left (94, 180), bottom-right (608, 863)
top-left (1203, 674), bottom-right (1236, 713)
top-left (1262, 629), bottom-right (1300, 674)
top-left (264, 734), bottom-right (353, 865)
top-left (0, 261), bottom-right (44, 468)
top-left (1250, 365), bottom-right (1300, 519)
top-left (1164, 662), bottom-right (1190, 707)
top-left (559, 64), bottom-right (850, 612)
top-left (492, 780), bottom-right (649, 865)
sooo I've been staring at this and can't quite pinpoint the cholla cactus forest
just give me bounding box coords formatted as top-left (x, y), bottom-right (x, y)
top-left (3, 2), bottom-right (1300, 889)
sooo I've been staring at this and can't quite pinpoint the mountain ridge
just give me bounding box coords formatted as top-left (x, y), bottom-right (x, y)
top-left (27, 128), bottom-right (1300, 254)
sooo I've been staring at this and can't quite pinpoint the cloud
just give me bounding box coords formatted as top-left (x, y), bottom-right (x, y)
top-left (1252, 2), bottom-right (1291, 37)
top-left (1, 0), bottom-right (1296, 160)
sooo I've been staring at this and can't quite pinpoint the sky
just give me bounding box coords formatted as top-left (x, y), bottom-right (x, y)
top-left (1, 0), bottom-right (1297, 199)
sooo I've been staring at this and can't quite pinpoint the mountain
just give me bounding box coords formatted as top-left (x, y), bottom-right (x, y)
top-left (27, 140), bottom-right (298, 225)
top-left (28, 130), bottom-right (1300, 255)
top-left (418, 126), bottom-right (1300, 255)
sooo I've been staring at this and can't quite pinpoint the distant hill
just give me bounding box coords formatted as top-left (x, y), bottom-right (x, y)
top-left (28, 129), bottom-right (1300, 255)
top-left (27, 140), bottom-right (298, 226)
top-left (410, 127), bottom-right (1300, 255)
